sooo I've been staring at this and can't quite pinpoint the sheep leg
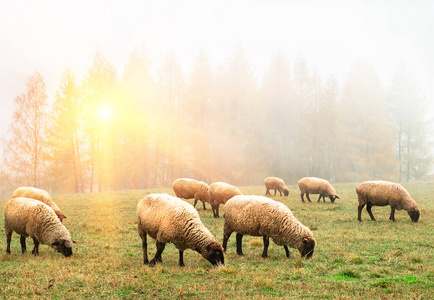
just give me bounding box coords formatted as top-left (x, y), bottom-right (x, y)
top-left (300, 193), bottom-right (306, 203)
top-left (6, 230), bottom-right (12, 254)
top-left (273, 190), bottom-right (277, 196)
top-left (366, 204), bottom-right (376, 221)
top-left (389, 207), bottom-right (396, 222)
top-left (306, 193), bottom-right (312, 202)
top-left (283, 245), bottom-right (291, 258)
top-left (317, 195), bottom-right (322, 202)
top-left (20, 236), bottom-right (27, 254)
top-left (178, 250), bottom-right (185, 267)
top-left (202, 202), bottom-right (206, 210)
top-left (262, 236), bottom-right (269, 258)
top-left (31, 237), bottom-right (39, 255)
top-left (212, 205), bottom-right (219, 218)
top-left (358, 204), bottom-right (365, 221)
top-left (279, 190), bottom-right (282, 197)
top-left (150, 241), bottom-right (165, 266)
top-left (193, 199), bottom-right (198, 208)
top-left (222, 232), bottom-right (232, 252)
top-left (140, 233), bottom-right (149, 265)
top-left (266, 189), bottom-right (271, 196)
top-left (236, 233), bottom-right (244, 256)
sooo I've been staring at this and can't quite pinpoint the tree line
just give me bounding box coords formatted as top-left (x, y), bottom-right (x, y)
top-left (0, 47), bottom-right (431, 196)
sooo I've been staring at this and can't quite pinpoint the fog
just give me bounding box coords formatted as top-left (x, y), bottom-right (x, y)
top-left (0, 0), bottom-right (433, 194)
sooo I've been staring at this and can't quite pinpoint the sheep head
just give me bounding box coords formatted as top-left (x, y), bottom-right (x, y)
top-left (51, 239), bottom-right (75, 257)
top-left (201, 241), bottom-right (224, 266)
top-left (283, 189), bottom-right (289, 196)
top-left (329, 195), bottom-right (339, 203)
top-left (298, 236), bottom-right (315, 259)
top-left (408, 209), bottom-right (420, 222)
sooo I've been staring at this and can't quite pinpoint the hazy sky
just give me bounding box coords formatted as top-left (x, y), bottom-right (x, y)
top-left (1, 0), bottom-right (433, 143)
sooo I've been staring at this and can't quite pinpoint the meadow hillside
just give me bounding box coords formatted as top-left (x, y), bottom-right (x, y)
top-left (0, 182), bottom-right (433, 299)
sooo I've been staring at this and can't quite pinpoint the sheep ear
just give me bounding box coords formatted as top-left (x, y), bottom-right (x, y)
top-left (335, 196), bottom-right (340, 199)
top-left (52, 241), bottom-right (60, 246)
top-left (72, 240), bottom-right (77, 244)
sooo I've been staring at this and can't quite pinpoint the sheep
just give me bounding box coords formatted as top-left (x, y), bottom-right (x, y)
top-left (208, 182), bottom-right (242, 218)
top-left (4, 197), bottom-right (75, 256)
top-left (137, 193), bottom-right (224, 267)
top-left (222, 195), bottom-right (316, 259)
top-left (12, 186), bottom-right (66, 222)
top-left (172, 178), bottom-right (210, 210)
top-left (297, 177), bottom-right (339, 203)
top-left (264, 177), bottom-right (289, 197)
top-left (356, 181), bottom-right (420, 222)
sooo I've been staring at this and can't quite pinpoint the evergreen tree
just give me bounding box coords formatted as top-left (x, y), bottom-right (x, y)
top-left (47, 68), bottom-right (83, 193)
top-left (340, 61), bottom-right (396, 181)
top-left (388, 63), bottom-right (432, 181)
top-left (81, 51), bottom-right (118, 192)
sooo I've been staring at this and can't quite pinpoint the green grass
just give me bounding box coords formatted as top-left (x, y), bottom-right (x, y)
top-left (0, 182), bottom-right (433, 299)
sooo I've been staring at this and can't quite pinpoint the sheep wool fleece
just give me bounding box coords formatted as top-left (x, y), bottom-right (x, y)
top-left (137, 194), bottom-right (217, 251)
top-left (224, 195), bottom-right (314, 250)
top-left (4, 197), bottom-right (73, 247)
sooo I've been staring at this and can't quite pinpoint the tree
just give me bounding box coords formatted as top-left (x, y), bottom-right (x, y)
top-left (81, 51), bottom-right (118, 192)
top-left (184, 50), bottom-right (215, 182)
top-left (3, 72), bottom-right (49, 187)
top-left (157, 50), bottom-right (185, 185)
top-left (213, 45), bottom-right (258, 184)
top-left (340, 61), bottom-right (396, 181)
top-left (319, 75), bottom-right (341, 181)
top-left (388, 63), bottom-right (432, 181)
top-left (261, 53), bottom-right (292, 180)
top-left (47, 68), bottom-right (83, 193)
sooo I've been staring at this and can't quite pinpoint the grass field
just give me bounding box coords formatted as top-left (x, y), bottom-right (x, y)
top-left (0, 182), bottom-right (433, 299)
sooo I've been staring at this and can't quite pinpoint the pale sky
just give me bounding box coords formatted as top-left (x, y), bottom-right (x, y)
top-left (1, 0), bottom-right (433, 144)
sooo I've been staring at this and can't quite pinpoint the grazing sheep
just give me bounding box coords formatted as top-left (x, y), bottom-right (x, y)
top-left (12, 187), bottom-right (66, 222)
top-left (172, 178), bottom-right (210, 210)
top-left (222, 195), bottom-right (316, 259)
top-left (264, 177), bottom-right (289, 197)
top-left (297, 177), bottom-right (339, 203)
top-left (4, 197), bottom-right (75, 256)
top-left (356, 181), bottom-right (420, 222)
top-left (208, 182), bottom-right (242, 218)
top-left (137, 193), bottom-right (224, 267)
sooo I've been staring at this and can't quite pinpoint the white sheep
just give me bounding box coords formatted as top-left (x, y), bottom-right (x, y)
top-left (208, 182), bottom-right (242, 218)
top-left (356, 181), bottom-right (421, 222)
top-left (137, 193), bottom-right (224, 267)
top-left (4, 197), bottom-right (75, 256)
top-left (172, 178), bottom-right (210, 210)
top-left (12, 186), bottom-right (67, 222)
top-left (222, 195), bottom-right (316, 259)
top-left (297, 177), bottom-right (339, 203)
top-left (264, 177), bottom-right (289, 197)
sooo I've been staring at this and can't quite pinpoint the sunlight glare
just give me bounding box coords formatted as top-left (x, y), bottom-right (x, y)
top-left (98, 105), bottom-right (113, 121)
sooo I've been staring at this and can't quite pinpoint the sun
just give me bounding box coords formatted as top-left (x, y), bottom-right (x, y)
top-left (98, 105), bottom-right (113, 121)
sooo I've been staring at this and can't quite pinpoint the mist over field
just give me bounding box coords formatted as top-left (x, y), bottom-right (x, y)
top-left (0, 1), bottom-right (433, 195)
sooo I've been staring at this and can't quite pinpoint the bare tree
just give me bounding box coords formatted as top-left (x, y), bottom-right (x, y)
top-left (3, 72), bottom-right (48, 187)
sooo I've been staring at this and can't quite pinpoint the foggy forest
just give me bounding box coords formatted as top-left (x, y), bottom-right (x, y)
top-left (0, 47), bottom-right (432, 196)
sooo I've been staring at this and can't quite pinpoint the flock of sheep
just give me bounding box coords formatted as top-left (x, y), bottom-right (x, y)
top-left (2, 177), bottom-right (421, 268)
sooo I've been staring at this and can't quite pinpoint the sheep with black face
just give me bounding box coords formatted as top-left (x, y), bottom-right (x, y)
top-left (137, 193), bottom-right (224, 267)
top-left (356, 181), bottom-right (420, 222)
top-left (4, 197), bottom-right (75, 256)
top-left (222, 195), bottom-right (315, 259)
top-left (298, 177), bottom-right (339, 203)
top-left (264, 177), bottom-right (289, 197)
